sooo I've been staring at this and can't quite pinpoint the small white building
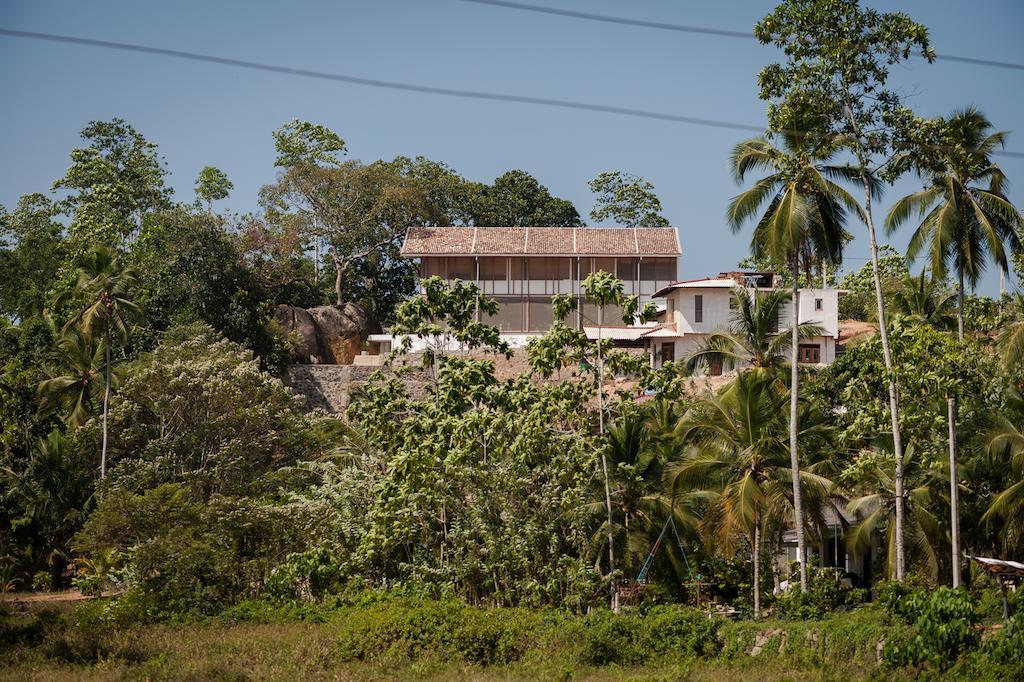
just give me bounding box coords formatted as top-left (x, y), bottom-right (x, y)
top-left (647, 271), bottom-right (842, 373)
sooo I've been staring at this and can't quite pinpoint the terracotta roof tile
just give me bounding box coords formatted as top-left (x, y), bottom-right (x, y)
top-left (401, 227), bottom-right (680, 256)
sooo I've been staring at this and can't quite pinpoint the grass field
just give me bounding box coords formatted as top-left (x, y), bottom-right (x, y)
top-left (0, 593), bottom-right (1008, 681)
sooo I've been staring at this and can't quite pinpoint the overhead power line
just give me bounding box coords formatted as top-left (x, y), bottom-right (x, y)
top-left (1, 27), bottom-right (1022, 160)
top-left (462, 0), bottom-right (1024, 72)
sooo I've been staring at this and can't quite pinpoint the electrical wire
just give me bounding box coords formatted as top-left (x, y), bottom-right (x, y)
top-left (1, 26), bottom-right (1022, 159)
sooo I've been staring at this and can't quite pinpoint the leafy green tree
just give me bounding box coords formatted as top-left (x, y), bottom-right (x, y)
top-left (755, 0), bottom-right (936, 582)
top-left (883, 107), bottom-right (1023, 585)
top-left (471, 170), bottom-right (582, 226)
top-left (580, 270), bottom-right (656, 610)
top-left (264, 122), bottom-right (433, 309)
top-left (886, 108), bottom-right (1023, 341)
top-left (272, 118), bottom-right (347, 168)
top-left (0, 195), bottom-right (65, 321)
top-left (685, 287), bottom-right (821, 374)
top-left (131, 207), bottom-right (291, 371)
top-left (194, 166), bottom-right (233, 212)
top-left (55, 246), bottom-right (142, 478)
top-left (390, 276), bottom-right (511, 387)
top-left (588, 171), bottom-right (669, 227)
top-left (843, 445), bottom-right (946, 581)
top-left (668, 371), bottom-right (832, 617)
top-left (837, 245), bottom-right (910, 320)
top-left (726, 127), bottom-right (854, 591)
top-left (52, 118), bottom-right (172, 249)
top-left (92, 323), bottom-right (313, 498)
top-left (2, 430), bottom-right (93, 586)
top-left (997, 294), bottom-right (1024, 368)
top-left (592, 408), bottom-right (692, 585)
top-left (984, 386), bottom-right (1024, 554)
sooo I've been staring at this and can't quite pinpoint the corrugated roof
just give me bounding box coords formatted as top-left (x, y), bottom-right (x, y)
top-left (652, 277), bottom-right (738, 298)
top-left (401, 226), bottom-right (681, 256)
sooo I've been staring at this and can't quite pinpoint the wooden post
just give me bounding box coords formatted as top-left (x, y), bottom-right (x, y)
top-left (999, 576), bottom-right (1010, 620)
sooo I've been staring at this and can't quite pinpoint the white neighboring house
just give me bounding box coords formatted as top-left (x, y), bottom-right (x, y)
top-left (646, 271), bottom-right (842, 373)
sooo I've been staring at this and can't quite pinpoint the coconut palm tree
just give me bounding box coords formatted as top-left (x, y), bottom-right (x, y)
top-left (37, 328), bottom-right (104, 429)
top-left (997, 294), bottom-right (1024, 368)
top-left (846, 444), bottom-right (947, 582)
top-left (726, 130), bottom-right (856, 592)
top-left (886, 270), bottom-right (957, 331)
top-left (56, 246), bottom-right (142, 478)
top-left (667, 371), bottom-right (832, 617)
top-left (886, 107), bottom-right (1023, 342)
top-left (885, 109), bottom-right (1023, 586)
top-left (983, 386), bottom-right (1024, 553)
top-left (587, 408), bottom-right (695, 590)
top-left (685, 287), bottom-right (822, 375)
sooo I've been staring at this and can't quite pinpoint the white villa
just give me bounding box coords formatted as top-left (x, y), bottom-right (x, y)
top-left (647, 271), bottom-right (842, 373)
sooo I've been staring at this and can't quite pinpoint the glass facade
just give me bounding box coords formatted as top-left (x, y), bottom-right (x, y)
top-left (417, 255), bottom-right (676, 332)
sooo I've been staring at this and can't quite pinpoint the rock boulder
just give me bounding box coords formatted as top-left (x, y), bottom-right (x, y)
top-left (276, 302), bottom-right (376, 364)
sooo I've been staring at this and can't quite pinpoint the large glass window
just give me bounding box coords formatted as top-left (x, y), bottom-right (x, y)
top-left (448, 257), bottom-right (474, 281)
top-left (493, 297), bottom-right (524, 331)
top-left (421, 258), bottom-right (445, 280)
top-left (478, 257), bottom-right (508, 295)
top-left (527, 298), bottom-right (555, 331)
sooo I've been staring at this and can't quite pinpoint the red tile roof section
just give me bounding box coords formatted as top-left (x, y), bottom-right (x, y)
top-left (401, 226), bottom-right (681, 256)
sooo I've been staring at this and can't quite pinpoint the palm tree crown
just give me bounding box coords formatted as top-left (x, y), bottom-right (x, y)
top-left (886, 107), bottom-right (1023, 339)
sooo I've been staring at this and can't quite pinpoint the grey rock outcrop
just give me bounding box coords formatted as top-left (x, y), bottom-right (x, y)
top-left (275, 302), bottom-right (375, 364)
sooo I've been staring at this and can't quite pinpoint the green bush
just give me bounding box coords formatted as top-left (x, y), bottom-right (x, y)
top-left (264, 547), bottom-right (344, 602)
top-left (333, 597), bottom-right (720, 667)
top-left (774, 568), bottom-right (852, 620)
top-left (884, 587), bottom-right (979, 670)
top-left (31, 571), bottom-right (53, 592)
top-left (976, 612), bottom-right (1024, 667)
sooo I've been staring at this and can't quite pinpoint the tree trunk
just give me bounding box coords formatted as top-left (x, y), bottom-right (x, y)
top-left (753, 511), bottom-right (762, 619)
top-left (790, 258), bottom-right (808, 593)
top-left (957, 269), bottom-right (965, 342)
top-left (844, 103), bottom-right (907, 582)
top-left (334, 260), bottom-right (344, 306)
top-left (948, 395), bottom-right (961, 588)
top-left (101, 328), bottom-right (111, 479)
top-left (596, 305), bottom-right (618, 612)
top-left (860, 172), bottom-right (907, 583)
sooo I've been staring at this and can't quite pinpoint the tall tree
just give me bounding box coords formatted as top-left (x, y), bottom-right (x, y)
top-left (264, 121), bottom-right (435, 309)
top-left (52, 118), bottom-right (172, 249)
top-left (885, 109), bottom-right (1022, 586)
top-left (887, 271), bottom-right (957, 331)
top-left (588, 171), bottom-right (670, 227)
top-left (471, 170), bottom-right (582, 226)
top-left (886, 108), bottom-right (1023, 342)
top-left (726, 129), bottom-right (853, 591)
top-left (55, 247), bottom-right (142, 478)
top-left (194, 166), bottom-right (233, 212)
top-left (755, 0), bottom-right (936, 582)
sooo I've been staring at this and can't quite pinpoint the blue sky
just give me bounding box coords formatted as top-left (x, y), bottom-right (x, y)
top-left (1, 0), bottom-right (1022, 295)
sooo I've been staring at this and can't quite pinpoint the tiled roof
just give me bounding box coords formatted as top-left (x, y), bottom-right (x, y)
top-left (401, 226), bottom-right (681, 256)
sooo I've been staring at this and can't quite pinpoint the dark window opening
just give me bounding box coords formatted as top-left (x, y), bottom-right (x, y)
top-left (661, 342), bottom-right (675, 364)
top-left (694, 294), bottom-right (703, 323)
top-left (799, 344), bottom-right (821, 364)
